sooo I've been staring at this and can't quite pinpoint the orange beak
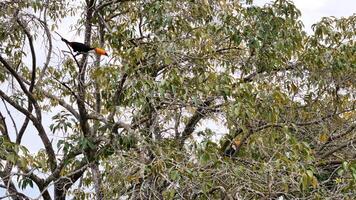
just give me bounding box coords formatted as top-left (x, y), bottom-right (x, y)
top-left (94, 47), bottom-right (108, 56)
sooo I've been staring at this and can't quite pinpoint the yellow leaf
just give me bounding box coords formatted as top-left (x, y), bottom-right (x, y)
top-left (127, 175), bottom-right (140, 183)
top-left (233, 138), bottom-right (241, 147)
top-left (319, 134), bottom-right (329, 143)
top-left (335, 178), bottom-right (343, 184)
top-left (291, 82), bottom-right (298, 93)
top-left (340, 111), bottom-right (355, 120)
top-left (311, 176), bottom-right (319, 188)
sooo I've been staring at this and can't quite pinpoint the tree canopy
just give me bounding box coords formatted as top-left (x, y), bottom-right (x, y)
top-left (0, 0), bottom-right (355, 199)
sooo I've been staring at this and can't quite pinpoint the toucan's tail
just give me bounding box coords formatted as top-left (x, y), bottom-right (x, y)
top-left (55, 31), bottom-right (69, 44)
top-left (61, 38), bottom-right (70, 44)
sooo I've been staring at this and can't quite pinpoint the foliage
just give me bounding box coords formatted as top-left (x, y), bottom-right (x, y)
top-left (0, 0), bottom-right (355, 199)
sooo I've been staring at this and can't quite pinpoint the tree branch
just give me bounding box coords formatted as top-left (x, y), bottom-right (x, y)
top-left (0, 90), bottom-right (57, 171)
top-left (0, 112), bottom-right (9, 140)
top-left (21, 13), bottom-right (52, 85)
top-left (0, 55), bottom-right (41, 121)
top-left (13, 17), bottom-right (38, 145)
top-left (16, 18), bottom-right (36, 93)
top-left (320, 138), bottom-right (356, 159)
top-left (180, 98), bottom-right (215, 146)
top-left (108, 73), bottom-right (128, 122)
top-left (0, 54), bottom-right (57, 170)
top-left (319, 123), bottom-right (356, 152)
top-left (0, 182), bottom-right (28, 200)
top-left (295, 108), bottom-right (355, 126)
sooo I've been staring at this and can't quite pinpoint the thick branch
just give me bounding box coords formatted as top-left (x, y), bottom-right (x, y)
top-left (180, 98), bottom-right (214, 146)
top-left (16, 18), bottom-right (36, 93)
top-left (92, 5), bottom-right (105, 199)
top-left (14, 18), bottom-right (38, 144)
top-left (108, 73), bottom-right (128, 122)
top-left (14, 71), bottom-right (80, 120)
top-left (0, 113), bottom-right (9, 140)
top-left (0, 90), bottom-right (57, 171)
top-left (44, 150), bottom-right (83, 186)
top-left (0, 56), bottom-right (40, 120)
top-left (75, 0), bottom-right (95, 138)
top-left (0, 57), bottom-right (56, 170)
top-left (53, 161), bottom-right (89, 200)
top-left (319, 123), bottom-right (356, 152)
top-left (0, 181), bottom-right (28, 200)
top-left (320, 138), bottom-right (356, 159)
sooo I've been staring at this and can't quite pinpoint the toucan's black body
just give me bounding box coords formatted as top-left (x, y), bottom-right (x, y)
top-left (60, 36), bottom-right (108, 56)
top-left (61, 38), bottom-right (94, 53)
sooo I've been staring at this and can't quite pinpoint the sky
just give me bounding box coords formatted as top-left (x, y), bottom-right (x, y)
top-left (255, 0), bottom-right (356, 33)
top-left (1, 0), bottom-right (355, 198)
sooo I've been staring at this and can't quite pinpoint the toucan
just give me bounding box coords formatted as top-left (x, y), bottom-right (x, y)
top-left (61, 38), bottom-right (108, 56)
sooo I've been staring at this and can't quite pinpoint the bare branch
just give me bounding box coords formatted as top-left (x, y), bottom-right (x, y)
top-left (320, 138), bottom-right (356, 159)
top-left (0, 90), bottom-right (36, 122)
top-left (108, 73), bottom-right (128, 122)
top-left (15, 18), bottom-right (38, 145)
top-left (16, 18), bottom-right (36, 93)
top-left (41, 90), bottom-right (80, 119)
top-left (21, 13), bottom-right (53, 84)
top-left (0, 183), bottom-right (28, 200)
top-left (0, 112), bottom-right (9, 140)
top-left (295, 108), bottom-right (355, 126)
top-left (319, 123), bottom-right (356, 152)
top-left (0, 89), bottom-right (57, 171)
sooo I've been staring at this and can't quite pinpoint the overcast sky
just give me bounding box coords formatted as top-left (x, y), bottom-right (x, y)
top-left (256, 0), bottom-right (356, 33)
top-left (1, 0), bottom-right (355, 198)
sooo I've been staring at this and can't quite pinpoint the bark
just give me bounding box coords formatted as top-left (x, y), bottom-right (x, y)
top-left (91, 2), bottom-right (106, 198)
top-left (180, 98), bottom-right (214, 147)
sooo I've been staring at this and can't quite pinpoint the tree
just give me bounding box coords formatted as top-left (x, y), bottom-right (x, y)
top-left (0, 0), bottom-right (355, 199)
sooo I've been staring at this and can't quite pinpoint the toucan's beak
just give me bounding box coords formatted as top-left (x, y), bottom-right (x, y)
top-left (94, 47), bottom-right (108, 56)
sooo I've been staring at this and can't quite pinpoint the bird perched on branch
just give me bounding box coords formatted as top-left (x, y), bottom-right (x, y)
top-left (60, 38), bottom-right (108, 56)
